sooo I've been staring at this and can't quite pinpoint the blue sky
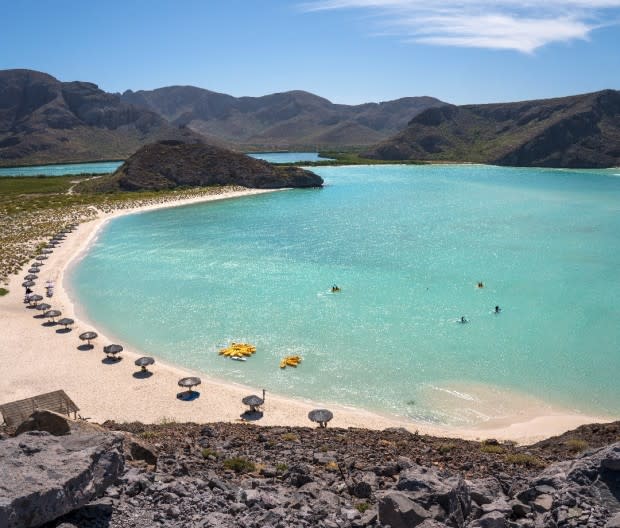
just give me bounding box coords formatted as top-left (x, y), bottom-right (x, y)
top-left (1, 0), bottom-right (619, 105)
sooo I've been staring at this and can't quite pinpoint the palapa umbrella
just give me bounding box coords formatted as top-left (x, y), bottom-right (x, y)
top-left (58, 317), bottom-right (74, 329)
top-left (61, 228), bottom-right (72, 234)
top-left (36, 303), bottom-right (52, 311)
top-left (35, 255), bottom-right (48, 261)
top-left (31, 262), bottom-right (42, 268)
top-left (28, 268), bottom-right (40, 274)
top-left (44, 244), bottom-right (56, 249)
top-left (28, 294), bottom-right (43, 304)
top-left (135, 356), bottom-right (155, 372)
top-left (40, 248), bottom-right (53, 254)
top-left (103, 344), bottom-right (123, 359)
top-left (308, 409), bottom-right (334, 428)
top-left (24, 274), bottom-right (38, 281)
top-left (22, 280), bottom-right (35, 288)
top-left (178, 377), bottom-right (201, 394)
top-left (44, 309), bottom-right (61, 321)
top-left (79, 331), bottom-right (98, 345)
top-left (242, 388), bottom-right (266, 412)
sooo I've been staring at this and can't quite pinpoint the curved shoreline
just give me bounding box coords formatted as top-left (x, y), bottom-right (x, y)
top-left (0, 188), bottom-right (612, 444)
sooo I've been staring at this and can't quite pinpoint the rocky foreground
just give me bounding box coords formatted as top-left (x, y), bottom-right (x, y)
top-left (0, 413), bottom-right (618, 528)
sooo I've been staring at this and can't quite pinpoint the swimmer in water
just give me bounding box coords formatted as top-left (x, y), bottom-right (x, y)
top-left (460, 316), bottom-right (468, 324)
top-left (494, 305), bottom-right (501, 314)
top-left (477, 282), bottom-right (484, 289)
top-left (331, 284), bottom-right (341, 293)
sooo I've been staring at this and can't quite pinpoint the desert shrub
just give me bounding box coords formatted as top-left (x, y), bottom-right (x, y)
top-left (201, 448), bottom-right (219, 459)
top-left (480, 444), bottom-right (506, 454)
top-left (438, 443), bottom-right (456, 454)
top-left (505, 453), bottom-right (546, 468)
top-left (282, 432), bottom-right (299, 442)
top-left (275, 463), bottom-right (288, 473)
top-left (565, 439), bottom-right (588, 452)
top-left (355, 502), bottom-right (371, 513)
top-left (223, 457), bottom-right (256, 473)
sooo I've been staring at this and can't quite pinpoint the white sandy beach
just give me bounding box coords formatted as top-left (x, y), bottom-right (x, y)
top-left (0, 188), bottom-right (612, 444)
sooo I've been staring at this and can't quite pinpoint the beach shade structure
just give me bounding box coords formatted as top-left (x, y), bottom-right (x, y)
top-left (44, 244), bottom-right (56, 249)
top-left (28, 294), bottom-right (43, 305)
top-left (22, 280), bottom-right (35, 289)
top-left (30, 262), bottom-right (43, 268)
top-left (308, 409), bottom-right (334, 428)
top-left (103, 344), bottom-right (123, 360)
top-left (35, 255), bottom-right (48, 261)
top-left (28, 268), bottom-right (40, 274)
top-left (24, 274), bottom-right (38, 281)
top-left (44, 309), bottom-right (61, 322)
top-left (36, 303), bottom-right (52, 311)
top-left (57, 317), bottom-right (74, 330)
top-left (79, 331), bottom-right (98, 346)
top-left (135, 356), bottom-right (155, 372)
top-left (242, 388), bottom-right (266, 413)
top-left (40, 248), bottom-right (53, 254)
top-left (61, 228), bottom-right (72, 234)
top-left (178, 376), bottom-right (201, 398)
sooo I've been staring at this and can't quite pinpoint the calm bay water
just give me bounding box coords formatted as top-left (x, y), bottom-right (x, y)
top-left (0, 161), bottom-right (123, 177)
top-left (70, 165), bottom-right (620, 426)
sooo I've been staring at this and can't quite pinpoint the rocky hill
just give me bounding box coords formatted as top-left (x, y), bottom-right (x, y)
top-left (121, 86), bottom-right (445, 149)
top-left (87, 140), bottom-right (323, 192)
top-left (0, 69), bottom-right (203, 166)
top-left (364, 90), bottom-right (620, 168)
top-left (1, 412), bottom-right (618, 528)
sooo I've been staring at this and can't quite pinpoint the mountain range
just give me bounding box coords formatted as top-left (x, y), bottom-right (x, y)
top-left (121, 86), bottom-right (444, 149)
top-left (0, 69), bottom-right (202, 166)
top-left (364, 90), bottom-right (620, 168)
top-left (1, 69), bottom-right (619, 168)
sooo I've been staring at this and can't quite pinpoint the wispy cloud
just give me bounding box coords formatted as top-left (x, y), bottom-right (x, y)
top-left (300, 1), bottom-right (620, 52)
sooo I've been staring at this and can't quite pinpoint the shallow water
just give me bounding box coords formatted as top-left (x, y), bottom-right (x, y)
top-left (70, 164), bottom-right (620, 426)
top-left (0, 161), bottom-right (123, 177)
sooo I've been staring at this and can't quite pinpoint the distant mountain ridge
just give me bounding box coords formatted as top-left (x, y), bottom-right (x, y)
top-left (364, 90), bottom-right (620, 168)
top-left (121, 86), bottom-right (445, 149)
top-left (0, 69), bottom-right (202, 166)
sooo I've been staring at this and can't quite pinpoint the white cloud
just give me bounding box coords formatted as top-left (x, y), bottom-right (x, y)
top-left (301, 0), bottom-right (620, 52)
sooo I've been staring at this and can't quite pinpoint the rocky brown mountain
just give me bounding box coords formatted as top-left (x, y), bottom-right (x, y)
top-left (121, 86), bottom-right (445, 149)
top-left (364, 90), bottom-right (620, 168)
top-left (87, 140), bottom-right (323, 192)
top-left (0, 70), bottom-right (203, 167)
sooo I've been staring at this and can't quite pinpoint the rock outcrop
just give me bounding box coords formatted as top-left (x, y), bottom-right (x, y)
top-left (85, 140), bottom-right (323, 192)
top-left (0, 430), bottom-right (124, 528)
top-left (364, 89), bottom-right (620, 168)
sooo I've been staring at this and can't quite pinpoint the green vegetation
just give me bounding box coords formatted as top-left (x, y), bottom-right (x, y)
top-left (505, 453), bottom-right (546, 468)
top-left (223, 457), bottom-right (256, 473)
top-left (277, 150), bottom-right (426, 167)
top-left (201, 448), bottom-right (220, 459)
top-left (438, 443), bottom-right (456, 455)
top-left (275, 463), bottom-right (288, 473)
top-left (355, 502), bottom-right (371, 513)
top-left (139, 430), bottom-right (160, 440)
top-left (0, 288), bottom-right (8, 296)
top-left (565, 439), bottom-right (589, 452)
top-left (282, 432), bottom-right (300, 442)
top-left (480, 444), bottom-right (506, 455)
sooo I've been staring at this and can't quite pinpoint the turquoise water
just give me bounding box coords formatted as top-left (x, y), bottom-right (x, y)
top-left (248, 152), bottom-right (333, 163)
top-left (70, 165), bottom-right (620, 426)
top-left (0, 161), bottom-right (123, 177)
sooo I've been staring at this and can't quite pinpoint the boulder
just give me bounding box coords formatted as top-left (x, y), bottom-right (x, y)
top-left (396, 465), bottom-right (471, 526)
top-left (467, 477), bottom-right (504, 506)
top-left (378, 491), bottom-right (432, 528)
top-left (0, 430), bottom-right (124, 528)
top-left (14, 410), bottom-right (106, 436)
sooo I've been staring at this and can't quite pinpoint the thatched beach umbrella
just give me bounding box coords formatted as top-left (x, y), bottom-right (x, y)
top-left (40, 249), bottom-right (53, 254)
top-left (79, 331), bottom-right (98, 345)
top-left (44, 244), bottom-right (56, 249)
top-left (28, 294), bottom-right (43, 305)
top-left (35, 255), bottom-right (48, 261)
top-left (36, 303), bottom-right (52, 311)
top-left (178, 377), bottom-right (201, 394)
top-left (22, 280), bottom-right (35, 288)
top-left (24, 274), bottom-right (38, 280)
top-left (58, 317), bottom-right (74, 329)
top-left (31, 262), bottom-right (42, 268)
top-left (135, 356), bottom-right (155, 372)
top-left (103, 344), bottom-right (123, 359)
top-left (242, 388), bottom-right (266, 412)
top-left (28, 268), bottom-right (40, 274)
top-left (44, 309), bottom-right (61, 322)
top-left (308, 409), bottom-right (333, 428)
